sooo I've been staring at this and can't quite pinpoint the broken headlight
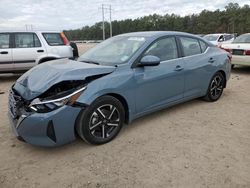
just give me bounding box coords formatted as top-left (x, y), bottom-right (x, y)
top-left (29, 86), bottom-right (86, 113)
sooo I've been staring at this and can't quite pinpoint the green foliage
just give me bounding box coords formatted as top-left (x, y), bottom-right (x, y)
top-left (64, 3), bottom-right (250, 40)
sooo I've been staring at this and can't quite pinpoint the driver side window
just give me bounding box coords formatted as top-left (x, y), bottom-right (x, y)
top-left (143, 37), bottom-right (178, 61)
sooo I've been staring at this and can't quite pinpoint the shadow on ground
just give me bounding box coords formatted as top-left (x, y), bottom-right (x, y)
top-left (231, 65), bottom-right (250, 75)
top-left (0, 73), bottom-right (22, 82)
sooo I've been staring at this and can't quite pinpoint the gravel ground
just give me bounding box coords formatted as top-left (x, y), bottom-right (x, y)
top-left (0, 44), bottom-right (250, 188)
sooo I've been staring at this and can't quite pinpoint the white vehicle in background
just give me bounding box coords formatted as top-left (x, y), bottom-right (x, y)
top-left (0, 31), bottom-right (78, 73)
top-left (221, 33), bottom-right (250, 68)
top-left (203, 33), bottom-right (235, 46)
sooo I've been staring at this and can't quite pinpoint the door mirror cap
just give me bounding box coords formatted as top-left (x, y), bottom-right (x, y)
top-left (218, 38), bottom-right (224, 42)
top-left (139, 55), bottom-right (160, 66)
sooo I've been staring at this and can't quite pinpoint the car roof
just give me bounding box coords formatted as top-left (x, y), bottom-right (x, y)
top-left (205, 33), bottom-right (232, 36)
top-left (0, 30), bottom-right (61, 33)
top-left (117, 31), bottom-right (198, 38)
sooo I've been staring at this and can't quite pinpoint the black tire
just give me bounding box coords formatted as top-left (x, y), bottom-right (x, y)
top-left (70, 42), bottom-right (79, 58)
top-left (204, 72), bottom-right (225, 102)
top-left (76, 96), bottom-right (125, 145)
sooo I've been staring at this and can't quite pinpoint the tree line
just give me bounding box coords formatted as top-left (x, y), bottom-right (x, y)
top-left (64, 3), bottom-right (250, 40)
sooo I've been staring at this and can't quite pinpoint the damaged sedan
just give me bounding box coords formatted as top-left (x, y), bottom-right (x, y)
top-left (8, 31), bottom-right (231, 147)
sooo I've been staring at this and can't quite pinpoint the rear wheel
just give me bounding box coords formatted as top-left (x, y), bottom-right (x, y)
top-left (204, 72), bottom-right (225, 102)
top-left (76, 96), bottom-right (125, 145)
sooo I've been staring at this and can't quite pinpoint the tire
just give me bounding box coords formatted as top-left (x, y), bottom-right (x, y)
top-left (231, 64), bottom-right (235, 69)
top-left (204, 72), bottom-right (225, 102)
top-left (76, 96), bottom-right (125, 145)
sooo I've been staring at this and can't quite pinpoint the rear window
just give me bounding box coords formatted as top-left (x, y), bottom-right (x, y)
top-left (15, 33), bottom-right (41, 48)
top-left (180, 37), bottom-right (202, 56)
top-left (42, 33), bottom-right (64, 46)
top-left (199, 40), bottom-right (208, 53)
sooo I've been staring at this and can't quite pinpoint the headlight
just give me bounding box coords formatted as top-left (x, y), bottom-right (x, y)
top-left (29, 86), bottom-right (86, 113)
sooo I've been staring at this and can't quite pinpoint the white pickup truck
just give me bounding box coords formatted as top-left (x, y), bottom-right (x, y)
top-left (0, 31), bottom-right (78, 73)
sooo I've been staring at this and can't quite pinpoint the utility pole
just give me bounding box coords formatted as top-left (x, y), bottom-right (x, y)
top-left (109, 5), bottom-right (112, 37)
top-left (102, 4), bottom-right (105, 40)
top-left (100, 4), bottom-right (113, 40)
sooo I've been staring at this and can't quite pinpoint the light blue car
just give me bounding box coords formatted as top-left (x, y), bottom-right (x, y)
top-left (8, 31), bottom-right (231, 147)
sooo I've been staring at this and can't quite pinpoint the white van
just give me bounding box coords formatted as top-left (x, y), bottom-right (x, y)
top-left (0, 31), bottom-right (75, 73)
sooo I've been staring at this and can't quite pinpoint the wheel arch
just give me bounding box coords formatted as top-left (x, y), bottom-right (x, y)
top-left (38, 56), bottom-right (58, 64)
top-left (103, 93), bottom-right (129, 124)
top-left (217, 70), bottom-right (227, 88)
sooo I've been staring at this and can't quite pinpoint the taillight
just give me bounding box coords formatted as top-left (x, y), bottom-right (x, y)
top-left (244, 50), bottom-right (250, 55)
top-left (60, 32), bottom-right (69, 45)
top-left (221, 47), bottom-right (232, 53)
top-left (227, 53), bottom-right (232, 61)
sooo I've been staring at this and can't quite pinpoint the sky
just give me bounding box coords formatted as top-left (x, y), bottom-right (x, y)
top-left (0, 0), bottom-right (249, 31)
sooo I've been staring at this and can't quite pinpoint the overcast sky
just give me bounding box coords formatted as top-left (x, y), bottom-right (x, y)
top-left (0, 0), bottom-right (249, 31)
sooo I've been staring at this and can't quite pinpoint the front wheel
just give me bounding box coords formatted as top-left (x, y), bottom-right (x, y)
top-left (76, 96), bottom-right (125, 145)
top-left (204, 72), bottom-right (225, 102)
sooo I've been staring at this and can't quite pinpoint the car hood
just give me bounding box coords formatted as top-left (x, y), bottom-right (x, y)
top-left (13, 58), bottom-right (115, 100)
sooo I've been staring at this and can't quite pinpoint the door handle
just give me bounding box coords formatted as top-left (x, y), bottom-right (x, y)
top-left (174, 65), bottom-right (183, 71)
top-left (208, 57), bottom-right (215, 63)
top-left (37, 50), bottom-right (44, 53)
top-left (0, 51), bottom-right (8, 54)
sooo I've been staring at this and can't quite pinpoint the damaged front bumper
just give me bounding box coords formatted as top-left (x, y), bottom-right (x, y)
top-left (8, 89), bottom-right (83, 147)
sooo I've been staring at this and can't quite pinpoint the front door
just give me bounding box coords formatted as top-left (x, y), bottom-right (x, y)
top-left (0, 33), bottom-right (13, 71)
top-left (133, 36), bottom-right (185, 114)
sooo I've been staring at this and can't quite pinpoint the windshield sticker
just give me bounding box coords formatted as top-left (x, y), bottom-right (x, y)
top-left (121, 56), bottom-right (129, 61)
top-left (128, 37), bottom-right (145, 41)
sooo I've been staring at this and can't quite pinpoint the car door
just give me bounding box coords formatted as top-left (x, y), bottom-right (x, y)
top-left (133, 36), bottom-right (185, 114)
top-left (178, 36), bottom-right (213, 98)
top-left (12, 32), bottom-right (46, 71)
top-left (0, 33), bottom-right (13, 71)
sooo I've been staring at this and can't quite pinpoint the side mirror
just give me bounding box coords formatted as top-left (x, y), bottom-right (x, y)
top-left (139, 55), bottom-right (160, 66)
top-left (218, 38), bottom-right (224, 42)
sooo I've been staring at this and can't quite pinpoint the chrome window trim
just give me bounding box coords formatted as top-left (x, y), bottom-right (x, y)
top-left (159, 46), bottom-right (210, 64)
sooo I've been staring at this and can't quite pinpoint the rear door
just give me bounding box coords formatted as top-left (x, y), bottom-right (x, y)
top-left (12, 32), bottom-right (46, 71)
top-left (0, 33), bottom-right (13, 71)
top-left (178, 36), bottom-right (213, 98)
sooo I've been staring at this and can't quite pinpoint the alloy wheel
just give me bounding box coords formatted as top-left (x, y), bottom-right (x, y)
top-left (89, 104), bottom-right (120, 139)
top-left (210, 75), bottom-right (224, 99)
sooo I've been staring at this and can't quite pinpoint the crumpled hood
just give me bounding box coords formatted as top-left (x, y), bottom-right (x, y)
top-left (14, 58), bottom-right (115, 100)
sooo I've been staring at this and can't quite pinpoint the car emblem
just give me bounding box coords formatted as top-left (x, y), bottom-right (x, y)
top-left (238, 45), bottom-right (240, 48)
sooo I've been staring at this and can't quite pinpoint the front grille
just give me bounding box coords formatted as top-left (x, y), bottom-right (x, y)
top-left (9, 88), bottom-right (25, 119)
top-left (232, 49), bottom-right (244, 55)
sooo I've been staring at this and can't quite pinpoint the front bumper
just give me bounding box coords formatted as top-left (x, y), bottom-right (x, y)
top-left (8, 105), bottom-right (82, 147)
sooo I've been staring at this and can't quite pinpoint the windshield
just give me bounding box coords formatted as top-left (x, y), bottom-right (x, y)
top-left (78, 36), bottom-right (146, 66)
top-left (233, 34), bottom-right (250, 43)
top-left (203, 34), bottom-right (219, 41)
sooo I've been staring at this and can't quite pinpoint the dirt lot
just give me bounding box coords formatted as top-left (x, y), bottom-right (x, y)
top-left (0, 44), bottom-right (250, 188)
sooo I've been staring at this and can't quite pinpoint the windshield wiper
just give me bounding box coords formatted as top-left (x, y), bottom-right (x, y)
top-left (80, 60), bottom-right (100, 65)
